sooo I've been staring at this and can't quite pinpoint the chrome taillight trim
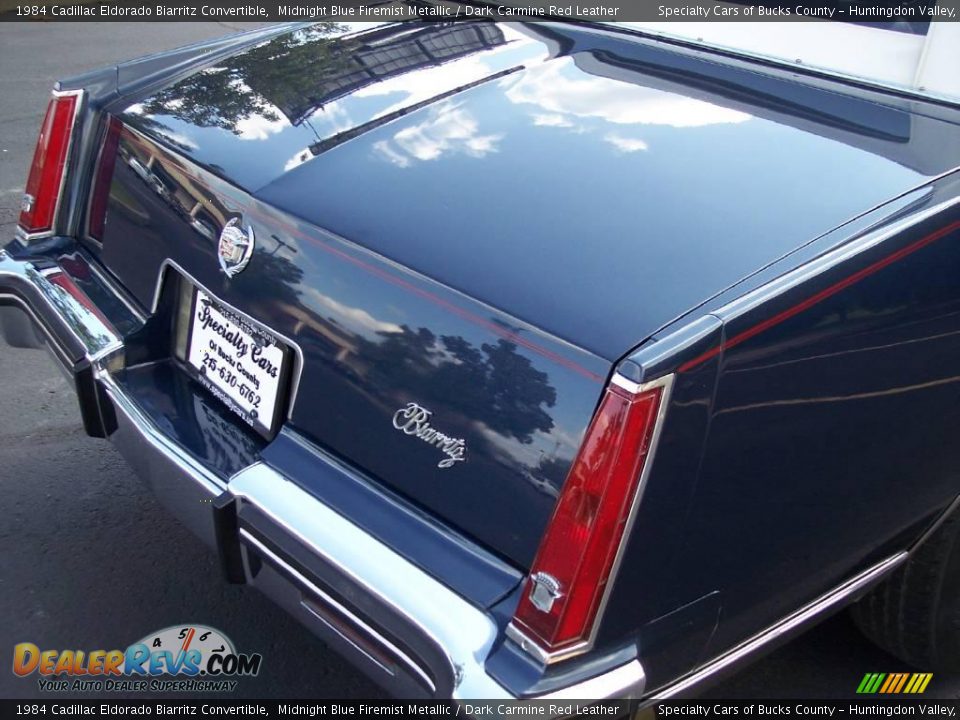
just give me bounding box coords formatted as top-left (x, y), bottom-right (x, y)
top-left (507, 371), bottom-right (675, 665)
top-left (16, 88), bottom-right (86, 244)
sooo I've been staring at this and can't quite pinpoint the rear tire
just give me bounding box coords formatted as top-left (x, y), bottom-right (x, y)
top-left (850, 507), bottom-right (960, 672)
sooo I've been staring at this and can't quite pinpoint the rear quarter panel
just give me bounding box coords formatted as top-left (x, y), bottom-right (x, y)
top-left (621, 178), bottom-right (960, 691)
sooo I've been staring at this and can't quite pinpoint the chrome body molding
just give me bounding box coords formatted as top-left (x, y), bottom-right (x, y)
top-left (909, 493), bottom-right (960, 554)
top-left (505, 614), bottom-right (590, 666)
top-left (506, 372), bottom-right (676, 666)
top-left (708, 196), bottom-right (960, 328)
top-left (539, 659), bottom-right (645, 701)
top-left (609, 371), bottom-right (674, 396)
top-left (645, 552), bottom-right (908, 702)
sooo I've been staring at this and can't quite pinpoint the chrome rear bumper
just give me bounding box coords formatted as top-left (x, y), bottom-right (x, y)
top-left (0, 247), bottom-right (646, 703)
top-left (231, 463), bottom-right (510, 698)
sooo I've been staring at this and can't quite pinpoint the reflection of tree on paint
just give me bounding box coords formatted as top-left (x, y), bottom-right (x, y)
top-left (535, 454), bottom-right (570, 491)
top-left (233, 249), bottom-right (304, 312)
top-left (356, 325), bottom-right (557, 444)
top-left (128, 115), bottom-right (200, 154)
top-left (134, 22), bottom-right (508, 138)
top-left (139, 24), bottom-right (353, 135)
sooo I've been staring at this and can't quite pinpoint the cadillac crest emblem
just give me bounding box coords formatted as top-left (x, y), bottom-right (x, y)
top-left (218, 217), bottom-right (255, 278)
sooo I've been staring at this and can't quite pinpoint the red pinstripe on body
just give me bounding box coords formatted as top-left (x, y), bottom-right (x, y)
top-left (678, 219), bottom-right (960, 374)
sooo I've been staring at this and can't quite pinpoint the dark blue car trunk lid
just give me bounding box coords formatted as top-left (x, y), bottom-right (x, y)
top-left (95, 20), bottom-right (960, 566)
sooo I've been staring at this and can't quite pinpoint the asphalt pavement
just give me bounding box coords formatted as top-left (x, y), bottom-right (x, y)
top-left (0, 21), bottom-right (957, 702)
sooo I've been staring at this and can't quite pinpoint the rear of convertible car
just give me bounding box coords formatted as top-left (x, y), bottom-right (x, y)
top-left (4, 20), bottom-right (960, 701)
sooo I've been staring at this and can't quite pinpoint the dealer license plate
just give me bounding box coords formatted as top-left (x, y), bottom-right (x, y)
top-left (186, 289), bottom-right (287, 434)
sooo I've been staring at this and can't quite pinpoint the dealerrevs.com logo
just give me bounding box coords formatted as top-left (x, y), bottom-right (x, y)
top-left (13, 624), bottom-right (262, 693)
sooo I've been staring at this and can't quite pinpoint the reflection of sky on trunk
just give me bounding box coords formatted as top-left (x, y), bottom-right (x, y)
top-left (121, 17), bottom-right (940, 366)
top-left (300, 285), bottom-right (403, 339)
top-left (255, 61), bottom-right (924, 358)
top-left (368, 55), bottom-right (755, 167)
top-left (372, 99), bottom-right (504, 167)
top-left (506, 56), bottom-right (751, 131)
top-left (125, 23), bottom-right (538, 190)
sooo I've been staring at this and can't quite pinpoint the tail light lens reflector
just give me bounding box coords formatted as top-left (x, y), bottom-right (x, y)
top-left (18, 92), bottom-right (80, 236)
top-left (509, 377), bottom-right (667, 660)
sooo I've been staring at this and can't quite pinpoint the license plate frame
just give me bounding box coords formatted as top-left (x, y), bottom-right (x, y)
top-left (182, 286), bottom-right (290, 437)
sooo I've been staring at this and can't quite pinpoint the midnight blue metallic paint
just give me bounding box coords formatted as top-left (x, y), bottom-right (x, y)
top-left (681, 198), bottom-right (960, 662)
top-left (112, 361), bottom-right (265, 480)
top-left (100, 124), bottom-right (608, 569)
top-left (596, 180), bottom-right (960, 691)
top-left (37, 16), bottom-right (960, 697)
top-left (260, 429), bottom-right (522, 608)
top-left (114, 21), bottom-right (960, 360)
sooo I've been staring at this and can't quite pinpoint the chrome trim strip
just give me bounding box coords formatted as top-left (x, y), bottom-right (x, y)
top-left (239, 528), bottom-right (437, 694)
top-left (610, 373), bottom-right (643, 394)
top-left (507, 372), bottom-right (676, 665)
top-left (711, 197), bottom-right (960, 326)
top-left (51, 88), bottom-right (87, 237)
top-left (609, 372), bottom-right (674, 396)
top-left (646, 552), bottom-right (908, 701)
top-left (505, 624), bottom-right (587, 666)
top-left (152, 259), bottom-right (305, 424)
top-left (910, 493), bottom-right (960, 553)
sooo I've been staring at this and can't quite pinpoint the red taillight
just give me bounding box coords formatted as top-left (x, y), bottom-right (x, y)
top-left (18, 92), bottom-right (80, 237)
top-left (87, 116), bottom-right (122, 241)
top-left (509, 376), bottom-right (669, 660)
